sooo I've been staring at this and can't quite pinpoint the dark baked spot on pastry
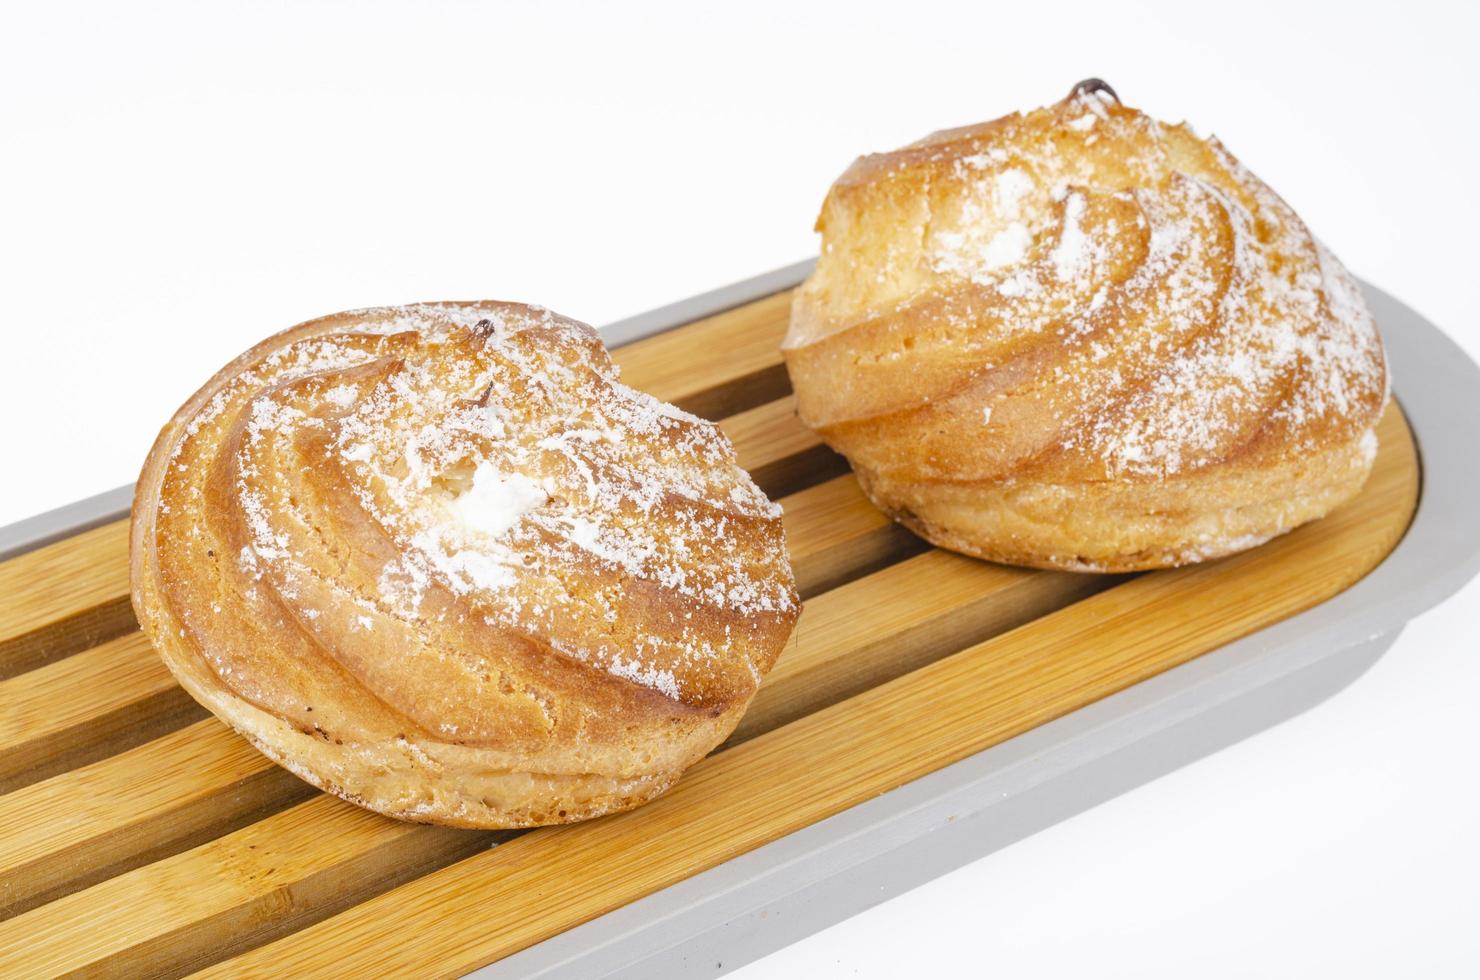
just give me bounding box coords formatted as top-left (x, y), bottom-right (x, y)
top-left (1067, 77), bottom-right (1120, 104)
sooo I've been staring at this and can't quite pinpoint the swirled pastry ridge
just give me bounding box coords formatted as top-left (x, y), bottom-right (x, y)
top-left (783, 86), bottom-right (1388, 572)
top-left (131, 302), bottom-right (799, 828)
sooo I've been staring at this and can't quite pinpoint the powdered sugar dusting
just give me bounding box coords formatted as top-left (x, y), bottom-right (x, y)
top-left (1049, 191), bottom-right (1095, 283)
top-left (171, 302), bottom-right (796, 706)
top-left (806, 91), bottom-right (1386, 484)
top-left (453, 463), bottom-right (550, 543)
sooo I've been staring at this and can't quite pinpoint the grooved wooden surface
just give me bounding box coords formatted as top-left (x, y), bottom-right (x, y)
top-left (720, 395), bottom-right (847, 500)
top-left (0, 284), bottom-right (1420, 979)
top-left (0, 520), bottom-right (134, 678)
top-left (0, 469), bottom-right (908, 920)
top-left (610, 289), bottom-right (792, 419)
top-left (0, 631), bottom-right (202, 794)
top-left (203, 404), bottom-right (1418, 980)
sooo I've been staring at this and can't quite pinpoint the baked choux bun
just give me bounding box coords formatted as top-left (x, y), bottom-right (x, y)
top-left (131, 302), bottom-right (799, 828)
top-left (783, 80), bottom-right (1388, 572)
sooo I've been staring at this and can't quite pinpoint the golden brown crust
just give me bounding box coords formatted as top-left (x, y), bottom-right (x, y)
top-left (783, 87), bottom-right (1387, 572)
top-left (131, 302), bottom-right (799, 827)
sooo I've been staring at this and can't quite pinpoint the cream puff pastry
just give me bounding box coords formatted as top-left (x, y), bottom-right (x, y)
top-left (783, 81), bottom-right (1388, 571)
top-left (132, 302), bottom-right (799, 827)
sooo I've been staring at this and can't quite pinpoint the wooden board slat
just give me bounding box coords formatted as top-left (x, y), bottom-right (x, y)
top-left (726, 550), bottom-right (1117, 746)
top-left (781, 475), bottom-right (927, 598)
top-left (0, 719), bottom-right (317, 921)
top-left (0, 470), bottom-right (920, 919)
top-left (609, 289), bottom-right (792, 420)
top-left (719, 395), bottom-right (847, 501)
top-left (0, 288), bottom-right (799, 684)
top-left (0, 269), bottom-right (1424, 980)
top-left (0, 473), bottom-right (900, 806)
top-left (0, 632), bottom-right (203, 794)
top-left (0, 520), bottom-right (133, 678)
top-left (0, 473), bottom-right (901, 805)
top-left (17, 801), bottom-right (497, 979)
top-left (0, 387), bottom-right (834, 805)
top-left (187, 403), bottom-right (1418, 979)
top-left (0, 538), bottom-right (1113, 974)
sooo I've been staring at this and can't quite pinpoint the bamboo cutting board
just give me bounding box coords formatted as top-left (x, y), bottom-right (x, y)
top-left (0, 283), bottom-right (1419, 979)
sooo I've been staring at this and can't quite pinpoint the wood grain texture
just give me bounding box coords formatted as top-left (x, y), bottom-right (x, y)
top-left (721, 395), bottom-right (848, 500)
top-left (194, 403), bottom-right (1417, 979)
top-left (0, 718), bottom-right (316, 920)
top-left (0, 470), bottom-right (915, 921)
top-left (0, 533), bottom-right (1110, 975)
top-left (0, 470), bottom-right (907, 919)
top-left (727, 549), bottom-right (1117, 746)
top-left (609, 289), bottom-right (792, 419)
top-left (0, 631), bottom-right (203, 794)
top-left (0, 271), bottom-right (1420, 980)
top-left (0, 520), bottom-right (133, 678)
top-left (12, 800), bottom-right (498, 979)
top-left (782, 475), bottom-right (928, 597)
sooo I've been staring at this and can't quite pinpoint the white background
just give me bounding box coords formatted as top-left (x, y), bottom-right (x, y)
top-left (4, 2), bottom-right (1477, 976)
